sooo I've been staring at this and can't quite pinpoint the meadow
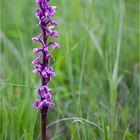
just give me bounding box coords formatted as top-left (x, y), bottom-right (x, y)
top-left (0, 0), bottom-right (139, 139)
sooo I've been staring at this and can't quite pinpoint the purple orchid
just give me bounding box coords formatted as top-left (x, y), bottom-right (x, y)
top-left (32, 0), bottom-right (59, 110)
top-left (32, 0), bottom-right (59, 139)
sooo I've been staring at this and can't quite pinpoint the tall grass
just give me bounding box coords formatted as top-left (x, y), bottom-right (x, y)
top-left (0, 0), bottom-right (139, 139)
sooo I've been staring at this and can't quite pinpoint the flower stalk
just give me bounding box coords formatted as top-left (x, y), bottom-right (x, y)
top-left (32, 0), bottom-right (59, 139)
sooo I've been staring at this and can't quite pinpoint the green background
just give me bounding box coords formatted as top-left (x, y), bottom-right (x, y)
top-left (0, 0), bottom-right (139, 139)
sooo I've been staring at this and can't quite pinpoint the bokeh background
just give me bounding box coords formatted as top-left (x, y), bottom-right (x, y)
top-left (1, 0), bottom-right (139, 139)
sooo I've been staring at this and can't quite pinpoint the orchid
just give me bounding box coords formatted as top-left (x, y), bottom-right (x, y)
top-left (32, 0), bottom-right (59, 139)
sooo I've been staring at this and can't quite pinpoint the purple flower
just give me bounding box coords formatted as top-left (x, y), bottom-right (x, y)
top-left (44, 27), bottom-right (58, 38)
top-left (49, 19), bottom-right (58, 26)
top-left (33, 47), bottom-right (43, 54)
top-left (44, 100), bottom-right (55, 108)
top-left (48, 6), bottom-right (56, 16)
top-left (32, 64), bottom-right (43, 73)
top-left (51, 30), bottom-right (58, 38)
top-left (32, 56), bottom-right (41, 64)
top-left (41, 67), bottom-right (55, 78)
top-left (33, 99), bottom-right (41, 107)
top-left (32, 0), bottom-right (59, 110)
top-left (45, 27), bottom-right (53, 34)
top-left (32, 33), bottom-right (42, 42)
top-left (51, 41), bottom-right (60, 49)
top-left (38, 101), bottom-right (45, 109)
top-left (35, 8), bottom-right (43, 18)
top-left (37, 86), bottom-right (52, 95)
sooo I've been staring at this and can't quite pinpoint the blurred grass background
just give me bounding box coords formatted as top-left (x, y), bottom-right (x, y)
top-left (0, 0), bottom-right (139, 139)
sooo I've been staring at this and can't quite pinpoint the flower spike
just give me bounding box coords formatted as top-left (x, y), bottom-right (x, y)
top-left (32, 0), bottom-right (59, 111)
